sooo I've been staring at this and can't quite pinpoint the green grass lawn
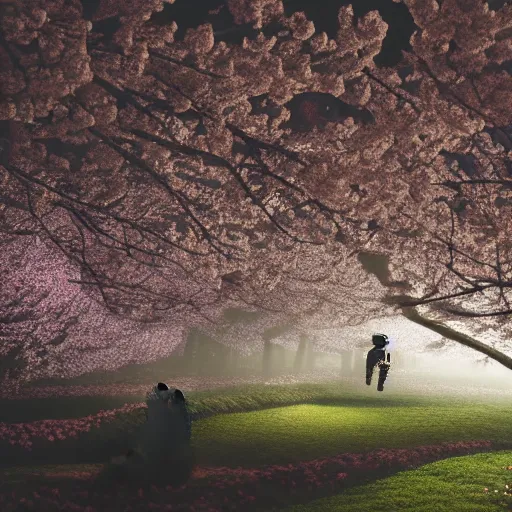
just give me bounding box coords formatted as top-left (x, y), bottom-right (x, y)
top-left (3, 382), bottom-right (512, 469)
top-left (282, 450), bottom-right (512, 512)
top-left (2, 382), bottom-right (512, 511)
top-left (192, 401), bottom-right (512, 467)
top-left (2, 452), bottom-right (511, 512)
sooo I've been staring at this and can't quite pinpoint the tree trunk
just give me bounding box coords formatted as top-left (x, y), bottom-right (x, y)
top-left (262, 339), bottom-right (273, 378)
top-left (261, 323), bottom-right (296, 377)
top-left (340, 349), bottom-right (352, 375)
top-left (358, 250), bottom-right (512, 372)
top-left (352, 349), bottom-right (365, 376)
top-left (350, 350), bottom-right (355, 373)
top-left (305, 341), bottom-right (316, 371)
top-left (294, 334), bottom-right (307, 372)
top-left (401, 306), bottom-right (512, 371)
top-left (229, 347), bottom-right (239, 375)
top-left (183, 328), bottom-right (199, 373)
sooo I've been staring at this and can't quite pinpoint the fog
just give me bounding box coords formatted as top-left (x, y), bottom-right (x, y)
top-left (307, 315), bottom-right (512, 401)
top-left (19, 314), bottom-right (511, 407)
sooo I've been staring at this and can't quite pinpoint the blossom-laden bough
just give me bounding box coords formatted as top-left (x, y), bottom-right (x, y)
top-left (0, 0), bottom-right (511, 381)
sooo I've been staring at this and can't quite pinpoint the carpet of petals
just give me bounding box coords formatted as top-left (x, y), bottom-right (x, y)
top-left (0, 371), bottom-right (346, 400)
top-left (0, 441), bottom-right (499, 511)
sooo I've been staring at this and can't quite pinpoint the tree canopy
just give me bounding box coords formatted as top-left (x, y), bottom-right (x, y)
top-left (1, 0), bottom-right (511, 381)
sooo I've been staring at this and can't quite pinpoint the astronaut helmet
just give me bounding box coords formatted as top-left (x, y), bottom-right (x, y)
top-left (173, 388), bottom-right (186, 404)
top-left (154, 382), bottom-right (173, 401)
top-left (372, 333), bottom-right (389, 347)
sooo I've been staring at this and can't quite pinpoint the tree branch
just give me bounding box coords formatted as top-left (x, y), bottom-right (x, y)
top-left (401, 306), bottom-right (512, 371)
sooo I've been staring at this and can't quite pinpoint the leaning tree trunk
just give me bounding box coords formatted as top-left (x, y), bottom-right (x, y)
top-left (358, 250), bottom-right (512, 372)
top-left (400, 305), bottom-right (512, 371)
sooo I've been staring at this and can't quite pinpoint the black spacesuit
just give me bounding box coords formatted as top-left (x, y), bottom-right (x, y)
top-left (138, 382), bottom-right (194, 485)
top-left (366, 334), bottom-right (391, 392)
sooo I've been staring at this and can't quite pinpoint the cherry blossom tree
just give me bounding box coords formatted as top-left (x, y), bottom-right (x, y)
top-left (358, 0), bottom-right (512, 368)
top-left (212, 242), bottom-right (395, 375)
top-left (1, 0), bottom-right (512, 381)
top-left (0, 235), bottom-right (86, 382)
top-left (0, 234), bottom-right (221, 383)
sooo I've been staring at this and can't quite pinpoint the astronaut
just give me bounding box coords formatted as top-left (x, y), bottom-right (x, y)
top-left (143, 383), bottom-right (191, 447)
top-left (366, 334), bottom-right (391, 392)
top-left (103, 383), bottom-right (193, 487)
top-left (138, 382), bottom-right (193, 484)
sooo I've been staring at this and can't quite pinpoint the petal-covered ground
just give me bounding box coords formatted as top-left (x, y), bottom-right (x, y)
top-left (0, 371), bottom-right (348, 400)
top-left (0, 441), bottom-right (506, 511)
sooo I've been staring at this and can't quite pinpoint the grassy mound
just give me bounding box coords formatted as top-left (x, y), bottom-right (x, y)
top-left (283, 450), bottom-right (512, 512)
top-left (192, 401), bottom-right (512, 467)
